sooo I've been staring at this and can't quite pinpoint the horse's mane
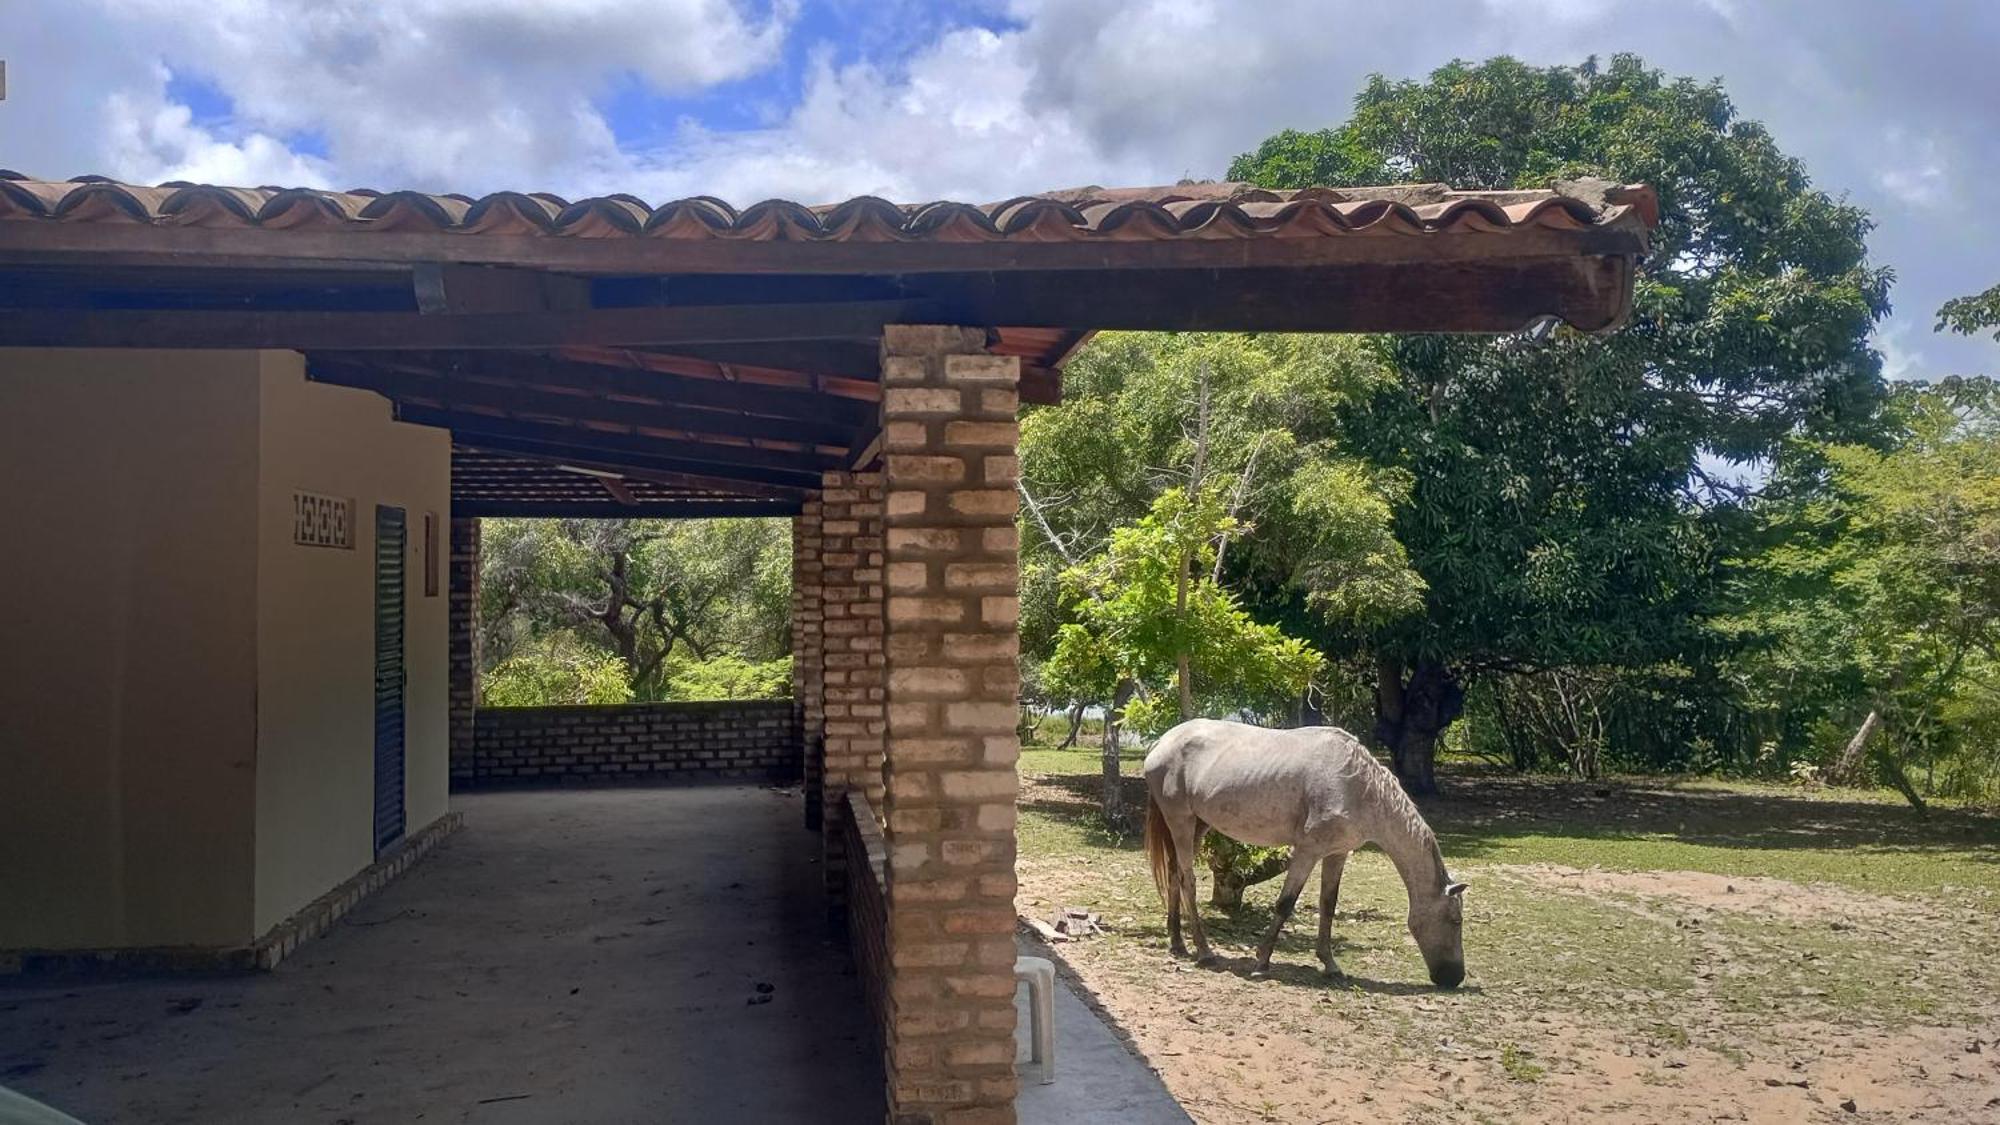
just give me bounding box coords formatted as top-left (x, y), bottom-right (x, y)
top-left (1326, 731), bottom-right (1444, 869)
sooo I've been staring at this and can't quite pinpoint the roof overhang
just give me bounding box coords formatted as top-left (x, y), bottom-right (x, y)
top-left (0, 174), bottom-right (1655, 514)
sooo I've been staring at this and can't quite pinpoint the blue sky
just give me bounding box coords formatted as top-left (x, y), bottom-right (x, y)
top-left (1, 0), bottom-right (1996, 379)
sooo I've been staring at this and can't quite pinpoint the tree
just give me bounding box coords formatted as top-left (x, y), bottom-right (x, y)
top-left (1045, 487), bottom-right (1323, 903)
top-left (1021, 333), bottom-right (1419, 819)
top-left (480, 516), bottom-right (791, 701)
top-left (1938, 283), bottom-right (2000, 342)
top-left (1738, 379), bottom-right (2000, 805)
top-left (1229, 54), bottom-right (1891, 793)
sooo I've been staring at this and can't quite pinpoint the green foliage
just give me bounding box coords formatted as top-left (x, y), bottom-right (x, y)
top-left (1937, 282), bottom-right (2000, 342)
top-left (1044, 487), bottom-right (1323, 736)
top-left (482, 633), bottom-right (634, 707)
top-left (1734, 379), bottom-right (2000, 798)
top-left (661, 654), bottom-right (794, 702)
top-left (1021, 331), bottom-right (1422, 667)
top-left (480, 516), bottom-right (791, 701)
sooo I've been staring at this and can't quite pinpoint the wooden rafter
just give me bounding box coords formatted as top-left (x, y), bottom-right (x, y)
top-left (556, 345), bottom-right (879, 401)
top-left (307, 357), bottom-right (863, 448)
top-left (452, 498), bottom-right (802, 519)
top-left (394, 406), bottom-right (834, 473)
top-left (454, 445), bottom-right (809, 499)
top-left (0, 299), bottom-right (934, 350)
top-left (313, 349), bottom-right (878, 426)
top-left (408, 416), bottom-right (830, 489)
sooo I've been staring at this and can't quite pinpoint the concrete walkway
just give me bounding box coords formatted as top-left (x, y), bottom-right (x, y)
top-left (0, 788), bottom-right (881, 1124)
top-left (1015, 946), bottom-right (1192, 1125)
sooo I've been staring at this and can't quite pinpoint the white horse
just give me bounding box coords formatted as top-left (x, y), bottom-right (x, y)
top-left (1143, 718), bottom-right (1468, 987)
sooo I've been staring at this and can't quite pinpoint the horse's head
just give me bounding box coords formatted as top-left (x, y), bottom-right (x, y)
top-left (1408, 880), bottom-right (1467, 989)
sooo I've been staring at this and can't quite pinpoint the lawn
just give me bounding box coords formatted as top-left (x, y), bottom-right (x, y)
top-left (1015, 741), bottom-right (2000, 1124)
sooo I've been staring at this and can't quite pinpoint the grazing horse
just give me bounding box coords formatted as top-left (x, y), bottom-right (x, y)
top-left (1143, 719), bottom-right (1468, 987)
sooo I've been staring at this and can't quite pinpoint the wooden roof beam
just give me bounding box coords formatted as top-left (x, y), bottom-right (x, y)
top-left (635, 339), bottom-right (884, 381)
top-left (454, 445), bottom-right (809, 499)
top-left (0, 218), bottom-right (1646, 276)
top-left (308, 356), bottom-right (864, 448)
top-left (413, 417), bottom-right (830, 489)
top-left (453, 498), bottom-right (802, 519)
top-left (397, 406), bottom-right (835, 476)
top-left (314, 348), bottom-right (878, 428)
top-left (0, 298), bottom-right (935, 350)
top-left (413, 262), bottom-right (591, 315)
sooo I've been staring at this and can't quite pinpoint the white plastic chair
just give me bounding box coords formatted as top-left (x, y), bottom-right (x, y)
top-left (1014, 954), bottom-right (1057, 1084)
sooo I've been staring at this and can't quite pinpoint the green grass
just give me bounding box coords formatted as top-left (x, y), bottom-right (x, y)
top-left (1499, 1043), bottom-right (1546, 1083)
top-left (1018, 740), bottom-right (2000, 902)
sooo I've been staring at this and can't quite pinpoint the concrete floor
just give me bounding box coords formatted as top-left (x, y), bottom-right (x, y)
top-left (0, 787), bottom-right (882, 1124)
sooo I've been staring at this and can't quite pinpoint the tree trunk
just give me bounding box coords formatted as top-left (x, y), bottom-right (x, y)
top-left (1375, 656), bottom-right (1464, 797)
top-left (1175, 548), bottom-right (1195, 723)
top-left (1102, 679), bottom-right (1136, 826)
top-left (1869, 735), bottom-right (1928, 812)
top-left (1206, 842), bottom-right (1291, 909)
top-left (1829, 709), bottom-right (1882, 785)
top-left (1057, 701), bottom-right (1085, 750)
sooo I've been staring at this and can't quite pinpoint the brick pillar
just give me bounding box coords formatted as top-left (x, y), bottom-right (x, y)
top-left (794, 504), bottom-right (826, 831)
top-left (879, 326), bottom-right (1021, 1125)
top-left (448, 517), bottom-right (481, 787)
top-left (820, 472), bottom-right (886, 907)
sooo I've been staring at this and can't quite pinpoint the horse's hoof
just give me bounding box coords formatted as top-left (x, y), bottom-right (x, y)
top-left (1249, 966), bottom-right (1273, 981)
top-left (1321, 962), bottom-right (1345, 980)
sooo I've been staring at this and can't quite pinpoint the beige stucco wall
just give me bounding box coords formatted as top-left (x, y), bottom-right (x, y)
top-left (253, 352), bottom-right (451, 936)
top-left (0, 350), bottom-right (261, 949)
top-left (0, 349), bottom-right (451, 951)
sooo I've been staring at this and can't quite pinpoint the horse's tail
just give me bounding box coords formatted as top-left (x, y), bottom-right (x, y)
top-left (1145, 793), bottom-right (1175, 904)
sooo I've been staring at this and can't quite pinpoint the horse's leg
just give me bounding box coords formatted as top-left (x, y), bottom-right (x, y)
top-left (1317, 851), bottom-right (1350, 976)
top-left (1254, 850), bottom-right (1321, 974)
top-left (1166, 851), bottom-right (1186, 957)
top-left (1167, 818), bottom-right (1213, 963)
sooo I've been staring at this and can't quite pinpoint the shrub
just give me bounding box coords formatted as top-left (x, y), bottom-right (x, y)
top-left (483, 634), bottom-right (634, 706)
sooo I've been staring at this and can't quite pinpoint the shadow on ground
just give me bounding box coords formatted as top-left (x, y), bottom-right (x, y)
top-left (1021, 762), bottom-right (2000, 866)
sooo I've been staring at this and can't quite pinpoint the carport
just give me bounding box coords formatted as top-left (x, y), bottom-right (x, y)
top-left (0, 172), bottom-right (1652, 1123)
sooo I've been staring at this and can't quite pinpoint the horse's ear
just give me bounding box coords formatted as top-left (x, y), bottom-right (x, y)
top-left (1446, 882), bottom-right (1468, 898)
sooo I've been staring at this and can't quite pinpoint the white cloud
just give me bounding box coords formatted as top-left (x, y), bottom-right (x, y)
top-left (1873, 130), bottom-right (1951, 210)
top-left (101, 74), bottom-right (334, 188)
top-left (6, 0), bottom-right (795, 190)
top-left (1874, 320), bottom-right (1929, 384)
top-left (605, 28), bottom-right (1158, 204)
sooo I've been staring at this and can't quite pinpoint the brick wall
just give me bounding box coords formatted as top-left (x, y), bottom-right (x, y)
top-left (844, 790), bottom-right (889, 1042)
top-left (464, 700), bottom-right (800, 786)
top-left (448, 517), bottom-right (481, 786)
top-left (818, 471), bottom-right (886, 906)
top-left (794, 506), bottom-right (826, 830)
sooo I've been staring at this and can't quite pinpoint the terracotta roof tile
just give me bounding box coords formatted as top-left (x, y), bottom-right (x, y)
top-left (0, 172), bottom-right (1656, 244)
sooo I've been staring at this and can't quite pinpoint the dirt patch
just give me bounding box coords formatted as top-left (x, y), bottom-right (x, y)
top-left (1058, 952), bottom-right (2000, 1125)
top-left (1018, 815), bottom-right (2000, 1124)
top-left (1486, 863), bottom-right (1943, 923)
